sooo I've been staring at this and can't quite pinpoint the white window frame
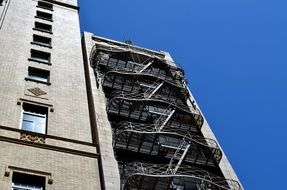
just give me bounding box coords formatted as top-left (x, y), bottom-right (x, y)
top-left (20, 104), bottom-right (47, 134)
top-left (12, 182), bottom-right (43, 190)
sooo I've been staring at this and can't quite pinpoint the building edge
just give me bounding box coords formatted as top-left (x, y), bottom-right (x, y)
top-left (82, 31), bottom-right (121, 189)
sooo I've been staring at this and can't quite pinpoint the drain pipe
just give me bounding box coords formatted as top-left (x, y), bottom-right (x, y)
top-left (81, 35), bottom-right (106, 190)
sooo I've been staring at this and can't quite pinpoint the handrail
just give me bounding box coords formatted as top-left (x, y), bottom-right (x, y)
top-left (109, 91), bottom-right (202, 117)
top-left (89, 45), bottom-right (184, 73)
top-left (103, 67), bottom-right (186, 92)
top-left (114, 121), bottom-right (222, 164)
top-left (122, 162), bottom-right (242, 190)
top-left (115, 121), bottom-right (218, 149)
top-left (89, 44), bottom-right (98, 68)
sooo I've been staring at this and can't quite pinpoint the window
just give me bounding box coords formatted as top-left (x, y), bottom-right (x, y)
top-left (29, 49), bottom-right (51, 64)
top-left (12, 172), bottom-right (45, 190)
top-left (0, 0), bottom-right (3, 6)
top-left (32, 35), bottom-right (51, 48)
top-left (34, 22), bottom-right (52, 33)
top-left (21, 103), bottom-right (48, 134)
top-left (26, 67), bottom-right (50, 84)
top-left (35, 11), bottom-right (53, 21)
top-left (37, 1), bottom-right (53, 11)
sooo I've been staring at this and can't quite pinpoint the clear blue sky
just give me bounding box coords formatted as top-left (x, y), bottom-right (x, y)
top-left (79, 0), bottom-right (287, 189)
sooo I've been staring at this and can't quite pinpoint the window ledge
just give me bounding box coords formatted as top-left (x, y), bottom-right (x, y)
top-left (30, 42), bottom-right (52, 49)
top-left (33, 28), bottom-right (53, 34)
top-left (28, 58), bottom-right (52, 65)
top-left (36, 5), bottom-right (53, 11)
top-left (20, 129), bottom-right (46, 137)
top-left (35, 16), bottom-right (53, 22)
top-left (25, 77), bottom-right (51, 85)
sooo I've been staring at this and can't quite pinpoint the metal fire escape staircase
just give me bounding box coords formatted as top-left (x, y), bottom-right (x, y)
top-left (166, 136), bottom-right (191, 175)
top-left (90, 47), bottom-right (242, 190)
top-left (137, 59), bottom-right (154, 74)
top-left (92, 50), bottom-right (189, 101)
top-left (121, 162), bottom-right (242, 190)
top-left (154, 106), bottom-right (176, 132)
top-left (143, 79), bottom-right (164, 99)
top-left (112, 85), bottom-right (228, 188)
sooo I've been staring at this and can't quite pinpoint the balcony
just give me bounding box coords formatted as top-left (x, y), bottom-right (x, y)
top-left (107, 91), bottom-right (204, 130)
top-left (113, 122), bottom-right (222, 166)
top-left (120, 162), bottom-right (242, 190)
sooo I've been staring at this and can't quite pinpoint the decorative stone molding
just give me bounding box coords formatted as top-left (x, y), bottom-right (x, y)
top-left (48, 175), bottom-right (53, 184)
top-left (20, 133), bottom-right (45, 144)
top-left (4, 166), bottom-right (53, 185)
top-left (28, 87), bottom-right (47, 97)
top-left (4, 165), bottom-right (10, 177)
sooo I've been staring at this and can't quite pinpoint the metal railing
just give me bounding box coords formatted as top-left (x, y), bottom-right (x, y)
top-left (102, 66), bottom-right (187, 93)
top-left (115, 121), bottom-right (219, 149)
top-left (121, 162), bottom-right (242, 190)
top-left (89, 45), bottom-right (184, 73)
top-left (113, 121), bottom-right (222, 165)
top-left (109, 91), bottom-right (202, 117)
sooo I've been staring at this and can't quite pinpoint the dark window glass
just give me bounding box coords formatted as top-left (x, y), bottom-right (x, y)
top-left (27, 67), bottom-right (49, 83)
top-left (37, 1), bottom-right (53, 10)
top-left (30, 49), bottom-right (51, 64)
top-left (34, 22), bottom-right (52, 33)
top-left (21, 103), bottom-right (48, 134)
top-left (32, 35), bottom-right (51, 47)
top-left (12, 172), bottom-right (45, 190)
top-left (36, 11), bottom-right (52, 21)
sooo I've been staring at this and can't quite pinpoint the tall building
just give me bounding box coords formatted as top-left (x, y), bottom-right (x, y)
top-left (0, 0), bottom-right (101, 189)
top-left (0, 0), bottom-right (242, 189)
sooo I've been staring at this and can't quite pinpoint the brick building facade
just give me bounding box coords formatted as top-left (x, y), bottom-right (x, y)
top-left (0, 1), bottom-right (241, 189)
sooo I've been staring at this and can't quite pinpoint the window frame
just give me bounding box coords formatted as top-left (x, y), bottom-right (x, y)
top-left (37, 1), bottom-right (53, 11)
top-left (33, 21), bottom-right (52, 34)
top-left (20, 103), bottom-right (48, 135)
top-left (31, 34), bottom-right (52, 48)
top-left (28, 49), bottom-right (51, 65)
top-left (12, 171), bottom-right (46, 190)
top-left (25, 67), bottom-right (50, 85)
top-left (35, 10), bottom-right (53, 22)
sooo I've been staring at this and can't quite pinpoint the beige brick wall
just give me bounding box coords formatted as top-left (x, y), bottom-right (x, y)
top-left (0, 142), bottom-right (101, 190)
top-left (0, 0), bottom-right (100, 189)
top-left (0, 0), bottom-right (91, 143)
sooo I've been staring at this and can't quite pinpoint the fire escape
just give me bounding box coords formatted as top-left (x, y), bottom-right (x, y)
top-left (90, 45), bottom-right (242, 190)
